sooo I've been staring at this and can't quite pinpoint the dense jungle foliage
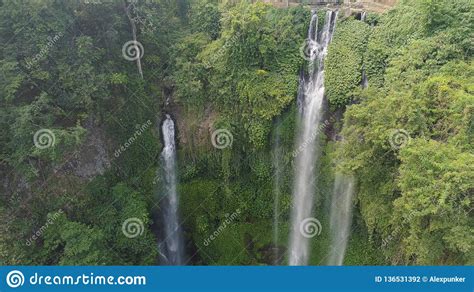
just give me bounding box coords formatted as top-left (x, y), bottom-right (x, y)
top-left (0, 0), bottom-right (472, 265)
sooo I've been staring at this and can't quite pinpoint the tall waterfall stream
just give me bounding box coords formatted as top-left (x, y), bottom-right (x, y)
top-left (289, 10), bottom-right (338, 266)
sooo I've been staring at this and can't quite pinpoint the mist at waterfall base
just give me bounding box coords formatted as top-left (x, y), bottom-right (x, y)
top-left (327, 174), bottom-right (355, 265)
top-left (288, 10), bottom-right (338, 266)
top-left (158, 115), bottom-right (184, 265)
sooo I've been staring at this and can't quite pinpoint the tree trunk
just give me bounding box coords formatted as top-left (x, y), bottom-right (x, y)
top-left (124, 1), bottom-right (143, 79)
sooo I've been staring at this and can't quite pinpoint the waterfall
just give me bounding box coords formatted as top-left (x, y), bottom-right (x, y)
top-left (272, 121), bottom-right (283, 265)
top-left (361, 67), bottom-right (369, 88)
top-left (327, 174), bottom-right (355, 265)
top-left (289, 10), bottom-right (338, 266)
top-left (159, 114), bottom-right (184, 265)
top-left (327, 36), bottom-right (367, 265)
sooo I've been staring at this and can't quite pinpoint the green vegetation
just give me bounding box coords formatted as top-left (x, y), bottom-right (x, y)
top-left (0, 0), bottom-right (472, 266)
top-left (326, 18), bottom-right (371, 107)
top-left (335, 0), bottom-right (473, 265)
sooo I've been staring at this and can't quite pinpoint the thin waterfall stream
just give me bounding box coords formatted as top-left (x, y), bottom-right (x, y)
top-left (159, 114), bottom-right (184, 265)
top-left (327, 174), bottom-right (355, 265)
top-left (289, 10), bottom-right (338, 266)
top-left (272, 120), bottom-right (283, 265)
top-left (327, 32), bottom-right (368, 265)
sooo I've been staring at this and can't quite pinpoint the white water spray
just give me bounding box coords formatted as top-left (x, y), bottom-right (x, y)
top-left (289, 10), bottom-right (338, 266)
top-left (327, 174), bottom-right (355, 265)
top-left (160, 114), bottom-right (184, 265)
top-left (272, 122), bottom-right (283, 265)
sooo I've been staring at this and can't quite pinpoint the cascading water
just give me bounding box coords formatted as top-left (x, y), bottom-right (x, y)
top-left (272, 121), bottom-right (283, 265)
top-left (361, 67), bottom-right (369, 88)
top-left (327, 174), bottom-right (355, 265)
top-left (159, 114), bottom-right (184, 265)
top-left (327, 32), bottom-right (367, 265)
top-left (289, 10), bottom-right (338, 266)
